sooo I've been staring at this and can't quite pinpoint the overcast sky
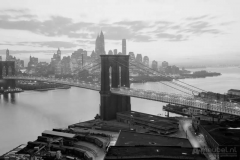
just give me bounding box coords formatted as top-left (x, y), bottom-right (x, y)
top-left (0, 0), bottom-right (240, 66)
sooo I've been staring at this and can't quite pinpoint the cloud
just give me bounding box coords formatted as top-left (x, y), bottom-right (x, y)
top-left (132, 35), bottom-right (155, 42)
top-left (155, 21), bottom-right (173, 25)
top-left (114, 21), bottom-right (150, 31)
top-left (0, 9), bottom-right (37, 20)
top-left (0, 41), bottom-right (78, 49)
top-left (0, 12), bottom-right (94, 38)
top-left (0, 10), bottom-right (225, 44)
top-left (156, 33), bottom-right (185, 41)
top-left (220, 21), bottom-right (235, 26)
top-left (186, 15), bottom-right (208, 21)
top-left (183, 21), bottom-right (221, 35)
top-left (33, 41), bottom-right (78, 48)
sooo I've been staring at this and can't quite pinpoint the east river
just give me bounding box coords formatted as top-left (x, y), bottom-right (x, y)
top-left (0, 67), bottom-right (240, 154)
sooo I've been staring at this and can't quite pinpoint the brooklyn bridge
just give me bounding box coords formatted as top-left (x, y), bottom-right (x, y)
top-left (1, 55), bottom-right (240, 120)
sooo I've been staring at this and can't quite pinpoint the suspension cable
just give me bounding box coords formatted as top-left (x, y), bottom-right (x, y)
top-left (130, 59), bottom-right (206, 92)
top-left (110, 59), bottom-right (193, 96)
top-left (128, 59), bottom-right (201, 94)
top-left (128, 60), bottom-right (199, 94)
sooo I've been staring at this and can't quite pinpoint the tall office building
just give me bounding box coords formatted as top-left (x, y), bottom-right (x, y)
top-left (4, 49), bottom-right (24, 72)
top-left (61, 56), bottom-right (71, 75)
top-left (172, 65), bottom-right (179, 74)
top-left (114, 49), bottom-right (118, 55)
top-left (90, 50), bottom-right (97, 60)
top-left (95, 31), bottom-right (105, 57)
top-left (108, 50), bottom-right (113, 55)
top-left (162, 61), bottom-right (168, 68)
top-left (129, 52), bottom-right (135, 60)
top-left (6, 49), bottom-right (9, 61)
top-left (122, 39), bottom-right (126, 55)
top-left (143, 56), bottom-right (149, 66)
top-left (57, 48), bottom-right (61, 60)
top-left (152, 60), bottom-right (158, 71)
top-left (136, 54), bottom-right (142, 63)
top-left (0, 56), bottom-right (2, 61)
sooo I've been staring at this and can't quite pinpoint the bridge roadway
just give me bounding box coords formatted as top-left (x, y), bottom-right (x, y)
top-left (3, 76), bottom-right (100, 91)
top-left (3, 76), bottom-right (240, 117)
top-left (111, 87), bottom-right (240, 117)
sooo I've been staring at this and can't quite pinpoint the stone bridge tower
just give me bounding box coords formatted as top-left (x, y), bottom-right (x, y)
top-left (100, 55), bottom-right (131, 120)
top-left (0, 61), bottom-right (16, 89)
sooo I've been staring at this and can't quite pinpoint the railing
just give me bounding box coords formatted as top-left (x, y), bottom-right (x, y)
top-left (3, 76), bottom-right (100, 91)
top-left (111, 87), bottom-right (240, 116)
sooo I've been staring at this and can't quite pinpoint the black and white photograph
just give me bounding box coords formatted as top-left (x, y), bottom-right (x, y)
top-left (0, 0), bottom-right (240, 160)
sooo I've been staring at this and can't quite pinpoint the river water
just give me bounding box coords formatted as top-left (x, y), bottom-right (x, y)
top-left (0, 67), bottom-right (240, 154)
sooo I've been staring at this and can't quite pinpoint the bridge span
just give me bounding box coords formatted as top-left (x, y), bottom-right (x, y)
top-left (3, 75), bottom-right (240, 117)
top-left (2, 55), bottom-right (240, 119)
top-left (111, 87), bottom-right (240, 117)
top-left (3, 76), bottom-right (100, 91)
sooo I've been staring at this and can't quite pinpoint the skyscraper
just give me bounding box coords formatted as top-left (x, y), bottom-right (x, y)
top-left (152, 60), bottom-right (158, 71)
top-left (108, 50), bottom-right (113, 55)
top-left (0, 56), bottom-right (2, 61)
top-left (143, 56), bottom-right (149, 66)
top-left (95, 31), bottom-right (105, 57)
top-left (129, 52), bottom-right (135, 60)
top-left (90, 50), bottom-right (97, 60)
top-left (136, 54), bottom-right (142, 63)
top-left (57, 48), bottom-right (61, 60)
top-left (6, 49), bottom-right (9, 61)
top-left (162, 61), bottom-right (168, 68)
top-left (114, 49), bottom-right (118, 55)
top-left (122, 39), bottom-right (126, 55)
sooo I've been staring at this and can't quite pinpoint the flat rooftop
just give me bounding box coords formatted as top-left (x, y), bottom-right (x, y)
top-left (70, 119), bottom-right (137, 132)
top-left (228, 89), bottom-right (240, 93)
top-left (105, 146), bottom-right (207, 160)
top-left (115, 130), bottom-right (192, 148)
top-left (117, 111), bottom-right (178, 129)
top-left (42, 130), bottom-right (75, 138)
top-left (200, 121), bottom-right (240, 146)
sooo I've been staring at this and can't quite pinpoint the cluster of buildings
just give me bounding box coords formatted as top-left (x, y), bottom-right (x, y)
top-left (2, 31), bottom-right (183, 76)
top-left (1, 110), bottom-right (210, 160)
top-left (0, 49), bottom-right (25, 73)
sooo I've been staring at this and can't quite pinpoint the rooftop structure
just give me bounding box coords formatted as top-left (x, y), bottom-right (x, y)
top-left (228, 89), bottom-right (240, 96)
top-left (116, 130), bottom-right (192, 148)
top-left (196, 121), bottom-right (240, 160)
top-left (42, 130), bottom-right (76, 138)
top-left (117, 111), bottom-right (179, 134)
top-left (104, 146), bottom-right (207, 160)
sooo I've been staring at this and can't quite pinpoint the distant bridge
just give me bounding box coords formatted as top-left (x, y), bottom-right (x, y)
top-left (3, 76), bottom-right (100, 91)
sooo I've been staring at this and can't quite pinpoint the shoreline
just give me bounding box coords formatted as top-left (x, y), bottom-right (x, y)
top-left (22, 86), bottom-right (71, 91)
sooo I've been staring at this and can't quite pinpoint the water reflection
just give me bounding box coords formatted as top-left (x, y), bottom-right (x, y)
top-left (1, 93), bottom-right (16, 104)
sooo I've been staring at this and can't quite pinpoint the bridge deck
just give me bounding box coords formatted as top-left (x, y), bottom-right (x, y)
top-left (3, 76), bottom-right (100, 91)
top-left (3, 76), bottom-right (240, 117)
top-left (111, 88), bottom-right (240, 117)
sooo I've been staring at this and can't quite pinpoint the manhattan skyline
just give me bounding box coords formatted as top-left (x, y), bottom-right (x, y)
top-left (0, 0), bottom-right (240, 66)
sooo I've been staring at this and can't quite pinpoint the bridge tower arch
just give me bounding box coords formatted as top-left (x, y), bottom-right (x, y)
top-left (0, 61), bottom-right (16, 89)
top-left (100, 55), bottom-right (131, 120)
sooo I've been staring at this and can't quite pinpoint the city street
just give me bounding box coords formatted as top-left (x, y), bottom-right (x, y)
top-left (178, 118), bottom-right (217, 160)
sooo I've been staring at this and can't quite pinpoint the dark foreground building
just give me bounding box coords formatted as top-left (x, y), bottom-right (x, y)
top-left (116, 130), bottom-right (192, 148)
top-left (194, 120), bottom-right (240, 160)
top-left (104, 146), bottom-right (207, 160)
top-left (117, 111), bottom-right (179, 134)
